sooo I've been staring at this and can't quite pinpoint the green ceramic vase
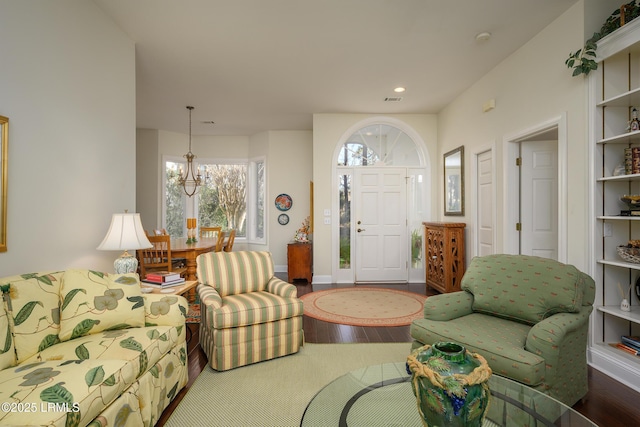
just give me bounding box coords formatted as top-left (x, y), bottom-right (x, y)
top-left (407, 342), bottom-right (492, 427)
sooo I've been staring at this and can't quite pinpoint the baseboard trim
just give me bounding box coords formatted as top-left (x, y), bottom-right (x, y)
top-left (589, 346), bottom-right (640, 394)
top-left (312, 275), bottom-right (332, 285)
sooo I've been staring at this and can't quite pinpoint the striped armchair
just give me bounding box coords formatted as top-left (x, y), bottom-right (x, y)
top-left (196, 251), bottom-right (304, 371)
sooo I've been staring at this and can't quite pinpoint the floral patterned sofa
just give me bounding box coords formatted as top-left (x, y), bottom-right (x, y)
top-left (0, 269), bottom-right (188, 426)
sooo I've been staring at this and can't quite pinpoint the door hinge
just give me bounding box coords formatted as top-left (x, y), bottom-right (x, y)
top-left (516, 157), bottom-right (522, 166)
top-left (516, 222), bottom-right (521, 231)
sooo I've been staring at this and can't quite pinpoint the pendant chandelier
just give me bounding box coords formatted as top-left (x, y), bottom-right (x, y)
top-left (178, 106), bottom-right (208, 197)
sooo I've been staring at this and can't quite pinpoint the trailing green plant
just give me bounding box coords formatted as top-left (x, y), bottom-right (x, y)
top-left (411, 229), bottom-right (422, 266)
top-left (566, 1), bottom-right (640, 77)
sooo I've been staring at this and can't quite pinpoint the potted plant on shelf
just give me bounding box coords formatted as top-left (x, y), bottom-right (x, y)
top-left (566, 1), bottom-right (640, 77)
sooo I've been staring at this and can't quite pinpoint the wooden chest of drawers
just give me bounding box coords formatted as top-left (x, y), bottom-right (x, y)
top-left (423, 222), bottom-right (465, 293)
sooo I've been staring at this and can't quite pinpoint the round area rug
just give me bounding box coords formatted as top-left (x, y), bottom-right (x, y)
top-left (300, 287), bottom-right (427, 327)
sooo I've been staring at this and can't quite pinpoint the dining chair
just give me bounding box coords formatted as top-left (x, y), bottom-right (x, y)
top-left (139, 234), bottom-right (187, 278)
top-left (214, 231), bottom-right (226, 252)
top-left (223, 229), bottom-right (236, 252)
top-left (146, 228), bottom-right (186, 267)
top-left (200, 226), bottom-right (221, 239)
top-left (145, 228), bottom-right (168, 237)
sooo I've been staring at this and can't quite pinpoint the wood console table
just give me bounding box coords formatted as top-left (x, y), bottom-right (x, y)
top-left (423, 222), bottom-right (465, 293)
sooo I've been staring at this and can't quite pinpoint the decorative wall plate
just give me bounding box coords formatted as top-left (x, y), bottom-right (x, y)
top-left (275, 193), bottom-right (292, 211)
top-left (278, 213), bottom-right (289, 225)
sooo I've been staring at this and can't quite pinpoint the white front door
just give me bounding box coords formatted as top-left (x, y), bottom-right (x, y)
top-left (476, 149), bottom-right (494, 256)
top-left (353, 168), bottom-right (408, 282)
top-left (520, 140), bottom-right (558, 260)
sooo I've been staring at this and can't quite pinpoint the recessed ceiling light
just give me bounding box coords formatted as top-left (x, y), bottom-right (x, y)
top-left (475, 32), bottom-right (491, 42)
top-left (394, 87), bottom-right (406, 93)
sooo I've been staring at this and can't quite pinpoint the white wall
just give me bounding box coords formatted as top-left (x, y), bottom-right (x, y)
top-left (0, 1), bottom-right (135, 275)
top-left (137, 129), bottom-right (160, 232)
top-left (437, 1), bottom-right (588, 270)
top-left (257, 131), bottom-right (313, 270)
top-left (312, 114), bottom-right (438, 281)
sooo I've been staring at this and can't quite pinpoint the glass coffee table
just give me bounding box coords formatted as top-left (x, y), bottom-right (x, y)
top-left (300, 363), bottom-right (597, 427)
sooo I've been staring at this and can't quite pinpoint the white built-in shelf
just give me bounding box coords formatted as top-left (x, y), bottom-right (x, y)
top-left (597, 305), bottom-right (640, 324)
top-left (597, 130), bottom-right (640, 144)
top-left (598, 87), bottom-right (640, 108)
top-left (593, 342), bottom-right (640, 364)
top-left (598, 259), bottom-right (640, 270)
top-left (591, 18), bottom-right (640, 392)
top-left (598, 174), bottom-right (640, 182)
top-left (597, 215), bottom-right (640, 220)
top-left (597, 173), bottom-right (640, 182)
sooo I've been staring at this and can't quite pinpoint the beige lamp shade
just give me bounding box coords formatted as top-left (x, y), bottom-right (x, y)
top-left (97, 212), bottom-right (152, 273)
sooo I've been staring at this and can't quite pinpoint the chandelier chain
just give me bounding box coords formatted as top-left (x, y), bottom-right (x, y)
top-left (178, 105), bottom-right (208, 197)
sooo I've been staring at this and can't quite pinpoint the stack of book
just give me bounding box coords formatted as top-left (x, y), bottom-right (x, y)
top-left (615, 336), bottom-right (640, 356)
top-left (142, 271), bottom-right (185, 287)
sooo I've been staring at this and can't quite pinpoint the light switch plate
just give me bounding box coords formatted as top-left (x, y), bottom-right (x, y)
top-left (323, 209), bottom-right (331, 216)
top-left (323, 217), bottom-right (331, 225)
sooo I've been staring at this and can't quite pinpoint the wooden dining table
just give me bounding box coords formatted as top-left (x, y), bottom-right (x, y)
top-left (171, 237), bottom-right (218, 281)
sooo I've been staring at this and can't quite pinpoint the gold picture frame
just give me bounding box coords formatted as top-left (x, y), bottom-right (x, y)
top-left (0, 115), bottom-right (7, 252)
top-left (444, 145), bottom-right (464, 216)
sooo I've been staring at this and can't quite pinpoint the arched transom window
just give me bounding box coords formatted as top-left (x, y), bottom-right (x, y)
top-left (337, 123), bottom-right (421, 167)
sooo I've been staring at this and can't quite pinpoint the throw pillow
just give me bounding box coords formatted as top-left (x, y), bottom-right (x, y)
top-left (1, 271), bottom-right (64, 363)
top-left (0, 294), bottom-right (16, 370)
top-left (59, 269), bottom-right (145, 341)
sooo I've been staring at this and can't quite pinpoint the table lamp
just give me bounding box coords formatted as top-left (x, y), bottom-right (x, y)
top-left (97, 212), bottom-right (152, 274)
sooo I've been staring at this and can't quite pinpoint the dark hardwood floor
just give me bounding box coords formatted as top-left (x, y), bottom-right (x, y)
top-left (157, 281), bottom-right (640, 427)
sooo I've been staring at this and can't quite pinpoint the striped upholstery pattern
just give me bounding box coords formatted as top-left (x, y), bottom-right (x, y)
top-left (196, 251), bottom-right (304, 371)
top-left (197, 251), bottom-right (274, 296)
top-left (199, 317), bottom-right (304, 371)
top-left (410, 254), bottom-right (595, 407)
top-left (209, 291), bottom-right (303, 329)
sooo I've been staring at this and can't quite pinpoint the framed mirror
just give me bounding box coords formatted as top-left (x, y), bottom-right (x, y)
top-left (0, 115), bottom-right (7, 252)
top-left (444, 146), bottom-right (464, 216)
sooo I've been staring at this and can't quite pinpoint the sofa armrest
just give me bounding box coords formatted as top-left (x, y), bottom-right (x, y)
top-left (197, 283), bottom-right (222, 310)
top-left (525, 306), bottom-right (593, 404)
top-left (525, 307), bottom-right (593, 356)
top-left (423, 291), bottom-right (474, 321)
top-left (267, 277), bottom-right (298, 298)
top-left (143, 293), bottom-right (188, 327)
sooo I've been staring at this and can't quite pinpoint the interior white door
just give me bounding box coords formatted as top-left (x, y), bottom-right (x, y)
top-left (520, 140), bottom-right (558, 260)
top-left (354, 168), bottom-right (408, 282)
top-left (476, 149), bottom-right (494, 256)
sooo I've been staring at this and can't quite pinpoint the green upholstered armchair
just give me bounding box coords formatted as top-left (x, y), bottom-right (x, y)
top-left (196, 251), bottom-right (304, 371)
top-left (410, 254), bottom-right (595, 407)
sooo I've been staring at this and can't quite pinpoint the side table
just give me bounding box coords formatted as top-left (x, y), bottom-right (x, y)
top-left (141, 280), bottom-right (199, 342)
top-left (287, 241), bottom-right (312, 282)
top-left (140, 280), bottom-right (198, 297)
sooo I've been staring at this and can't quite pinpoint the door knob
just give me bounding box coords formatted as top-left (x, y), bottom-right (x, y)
top-left (357, 228), bottom-right (366, 232)
top-left (357, 220), bottom-right (362, 225)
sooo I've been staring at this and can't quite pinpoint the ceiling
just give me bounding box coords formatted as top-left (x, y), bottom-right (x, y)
top-left (94, 0), bottom-right (579, 136)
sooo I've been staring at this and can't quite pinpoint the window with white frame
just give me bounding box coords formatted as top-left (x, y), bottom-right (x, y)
top-left (163, 158), bottom-right (265, 241)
